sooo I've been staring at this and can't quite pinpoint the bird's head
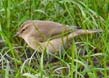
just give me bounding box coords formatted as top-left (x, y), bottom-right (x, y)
top-left (15, 20), bottom-right (35, 39)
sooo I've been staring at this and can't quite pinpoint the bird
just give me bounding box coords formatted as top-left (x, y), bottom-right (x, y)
top-left (15, 20), bottom-right (102, 54)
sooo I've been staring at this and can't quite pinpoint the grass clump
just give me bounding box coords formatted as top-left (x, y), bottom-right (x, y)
top-left (0, 0), bottom-right (109, 78)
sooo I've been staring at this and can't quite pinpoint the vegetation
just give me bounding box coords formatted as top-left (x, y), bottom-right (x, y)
top-left (0, 0), bottom-right (109, 78)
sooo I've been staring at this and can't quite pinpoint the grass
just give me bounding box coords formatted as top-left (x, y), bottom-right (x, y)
top-left (0, 0), bottom-right (109, 78)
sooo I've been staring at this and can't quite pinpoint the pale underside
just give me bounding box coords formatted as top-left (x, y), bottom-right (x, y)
top-left (24, 29), bottom-right (101, 53)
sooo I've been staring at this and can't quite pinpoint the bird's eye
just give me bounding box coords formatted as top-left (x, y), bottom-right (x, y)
top-left (21, 26), bottom-right (28, 33)
top-left (21, 28), bottom-right (26, 33)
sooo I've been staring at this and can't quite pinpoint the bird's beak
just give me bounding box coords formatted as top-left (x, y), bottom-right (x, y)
top-left (13, 32), bottom-right (20, 37)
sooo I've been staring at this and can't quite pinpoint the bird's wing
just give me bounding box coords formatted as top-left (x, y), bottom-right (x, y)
top-left (33, 20), bottom-right (77, 40)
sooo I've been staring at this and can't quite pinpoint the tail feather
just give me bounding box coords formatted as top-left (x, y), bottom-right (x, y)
top-left (64, 29), bottom-right (103, 41)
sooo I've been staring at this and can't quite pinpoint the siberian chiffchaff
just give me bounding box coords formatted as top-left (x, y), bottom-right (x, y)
top-left (16, 20), bottom-right (102, 53)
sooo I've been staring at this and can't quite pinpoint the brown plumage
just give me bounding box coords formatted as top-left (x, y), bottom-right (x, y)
top-left (16, 20), bottom-right (102, 53)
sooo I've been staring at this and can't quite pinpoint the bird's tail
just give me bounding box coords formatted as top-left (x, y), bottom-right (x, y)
top-left (64, 29), bottom-right (103, 41)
